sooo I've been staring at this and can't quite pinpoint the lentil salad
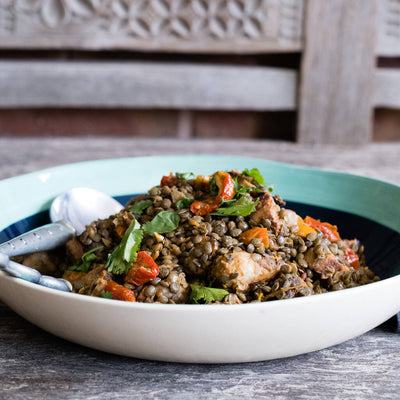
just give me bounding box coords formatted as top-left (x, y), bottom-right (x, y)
top-left (20, 168), bottom-right (379, 304)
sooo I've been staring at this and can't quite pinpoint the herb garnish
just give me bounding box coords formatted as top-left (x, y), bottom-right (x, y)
top-left (242, 168), bottom-right (274, 192)
top-left (129, 199), bottom-right (152, 215)
top-left (106, 219), bottom-right (143, 275)
top-left (69, 246), bottom-right (103, 273)
top-left (243, 168), bottom-right (265, 185)
top-left (143, 211), bottom-right (180, 235)
top-left (176, 195), bottom-right (193, 210)
top-left (176, 172), bottom-right (196, 180)
top-left (190, 284), bottom-right (229, 304)
top-left (101, 290), bottom-right (113, 299)
top-left (232, 177), bottom-right (258, 196)
top-left (212, 196), bottom-right (259, 217)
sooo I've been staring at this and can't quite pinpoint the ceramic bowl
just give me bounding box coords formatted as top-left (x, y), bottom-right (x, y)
top-left (0, 155), bottom-right (399, 363)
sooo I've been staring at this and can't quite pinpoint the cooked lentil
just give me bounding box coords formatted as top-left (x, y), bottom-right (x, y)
top-left (24, 169), bottom-right (379, 304)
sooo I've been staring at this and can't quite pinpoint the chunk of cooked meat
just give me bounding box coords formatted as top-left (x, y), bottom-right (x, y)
top-left (65, 236), bottom-right (84, 263)
top-left (22, 251), bottom-right (58, 275)
top-left (249, 191), bottom-right (282, 233)
top-left (210, 251), bottom-right (283, 292)
top-left (62, 270), bottom-right (88, 291)
top-left (77, 264), bottom-right (111, 296)
top-left (304, 250), bottom-right (349, 279)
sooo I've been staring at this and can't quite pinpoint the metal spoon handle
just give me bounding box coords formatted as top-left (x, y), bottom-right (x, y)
top-left (0, 221), bottom-right (75, 257)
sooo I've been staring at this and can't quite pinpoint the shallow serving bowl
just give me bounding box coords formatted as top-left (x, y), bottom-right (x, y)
top-left (0, 155), bottom-right (399, 363)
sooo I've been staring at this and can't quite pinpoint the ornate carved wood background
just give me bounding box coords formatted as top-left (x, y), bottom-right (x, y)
top-left (1, 0), bottom-right (400, 143)
top-left (0, 0), bottom-right (304, 52)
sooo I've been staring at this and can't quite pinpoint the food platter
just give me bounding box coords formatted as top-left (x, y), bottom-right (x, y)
top-left (0, 155), bottom-right (399, 363)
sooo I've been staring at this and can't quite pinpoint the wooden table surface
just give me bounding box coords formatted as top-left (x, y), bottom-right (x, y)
top-left (1, 138), bottom-right (400, 400)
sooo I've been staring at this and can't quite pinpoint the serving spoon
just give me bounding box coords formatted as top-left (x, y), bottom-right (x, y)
top-left (0, 188), bottom-right (124, 291)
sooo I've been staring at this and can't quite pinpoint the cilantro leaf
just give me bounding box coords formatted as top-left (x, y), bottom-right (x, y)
top-left (143, 211), bottom-right (180, 235)
top-left (212, 196), bottom-right (259, 217)
top-left (176, 172), bottom-right (196, 180)
top-left (176, 195), bottom-right (193, 210)
top-left (130, 199), bottom-right (152, 215)
top-left (190, 284), bottom-right (229, 304)
top-left (106, 219), bottom-right (143, 275)
top-left (101, 290), bottom-right (113, 299)
top-left (232, 177), bottom-right (257, 197)
top-left (69, 246), bottom-right (103, 273)
top-left (243, 168), bottom-right (265, 185)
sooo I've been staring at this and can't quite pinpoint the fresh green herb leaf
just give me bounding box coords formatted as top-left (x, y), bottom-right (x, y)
top-left (190, 284), bottom-right (229, 304)
top-left (69, 246), bottom-right (103, 272)
top-left (209, 177), bottom-right (218, 196)
top-left (176, 195), bottom-right (193, 210)
top-left (129, 199), bottom-right (152, 215)
top-left (232, 177), bottom-right (257, 197)
top-left (106, 219), bottom-right (143, 275)
top-left (212, 196), bottom-right (259, 217)
top-left (176, 172), bottom-right (196, 180)
top-left (143, 211), bottom-right (180, 235)
top-left (101, 290), bottom-right (113, 299)
top-left (243, 168), bottom-right (265, 185)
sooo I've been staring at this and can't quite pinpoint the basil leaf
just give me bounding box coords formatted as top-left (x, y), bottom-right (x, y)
top-left (130, 199), bottom-right (152, 215)
top-left (106, 219), bottom-right (143, 275)
top-left (243, 168), bottom-right (265, 185)
top-left (69, 246), bottom-right (103, 272)
top-left (143, 211), bottom-right (180, 235)
top-left (176, 195), bottom-right (193, 210)
top-left (176, 172), bottom-right (196, 180)
top-left (212, 196), bottom-right (259, 217)
top-left (101, 290), bottom-right (113, 299)
top-left (190, 284), bottom-right (229, 304)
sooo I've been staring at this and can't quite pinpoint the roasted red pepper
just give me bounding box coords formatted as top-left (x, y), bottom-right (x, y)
top-left (190, 199), bottom-right (218, 215)
top-left (343, 247), bottom-right (360, 269)
top-left (214, 171), bottom-right (235, 204)
top-left (160, 172), bottom-right (178, 187)
top-left (104, 280), bottom-right (136, 302)
top-left (125, 251), bottom-right (159, 286)
top-left (304, 216), bottom-right (341, 242)
top-left (190, 171), bottom-right (235, 216)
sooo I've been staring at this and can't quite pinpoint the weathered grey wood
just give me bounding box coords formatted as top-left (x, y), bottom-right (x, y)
top-left (1, 137), bottom-right (400, 400)
top-left (0, 0), bottom-right (304, 53)
top-left (376, 0), bottom-right (400, 56)
top-left (374, 68), bottom-right (400, 109)
top-left (298, 0), bottom-right (378, 145)
top-left (0, 61), bottom-right (297, 111)
top-left (1, 138), bottom-right (400, 185)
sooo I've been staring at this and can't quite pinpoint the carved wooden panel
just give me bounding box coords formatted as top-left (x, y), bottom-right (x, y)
top-left (0, 0), bottom-right (304, 52)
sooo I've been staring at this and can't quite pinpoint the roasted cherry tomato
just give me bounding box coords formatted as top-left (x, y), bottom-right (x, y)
top-left (214, 171), bottom-right (235, 203)
top-left (104, 280), bottom-right (136, 302)
top-left (343, 247), bottom-right (360, 269)
top-left (160, 172), bottom-right (178, 187)
top-left (191, 171), bottom-right (235, 216)
top-left (125, 251), bottom-right (159, 286)
top-left (190, 200), bottom-right (218, 216)
top-left (304, 216), bottom-right (341, 241)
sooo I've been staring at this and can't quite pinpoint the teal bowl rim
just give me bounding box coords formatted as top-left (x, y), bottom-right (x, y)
top-left (0, 154), bottom-right (399, 233)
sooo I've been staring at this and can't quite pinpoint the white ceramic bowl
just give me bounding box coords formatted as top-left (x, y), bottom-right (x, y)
top-left (1, 155), bottom-right (399, 363)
